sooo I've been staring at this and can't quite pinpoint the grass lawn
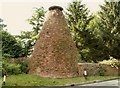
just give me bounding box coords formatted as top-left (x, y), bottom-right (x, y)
top-left (2, 74), bottom-right (119, 86)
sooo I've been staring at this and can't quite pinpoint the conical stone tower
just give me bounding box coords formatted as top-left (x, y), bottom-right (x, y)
top-left (29, 6), bottom-right (79, 78)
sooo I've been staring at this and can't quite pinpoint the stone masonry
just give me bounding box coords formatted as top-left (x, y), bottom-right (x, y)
top-left (29, 6), bottom-right (79, 78)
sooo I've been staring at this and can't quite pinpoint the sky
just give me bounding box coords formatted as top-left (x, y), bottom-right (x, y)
top-left (0, 0), bottom-right (104, 35)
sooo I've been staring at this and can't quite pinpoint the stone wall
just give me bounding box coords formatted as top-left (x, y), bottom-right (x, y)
top-left (77, 63), bottom-right (118, 76)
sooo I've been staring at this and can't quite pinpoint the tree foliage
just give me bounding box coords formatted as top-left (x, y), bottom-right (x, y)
top-left (0, 18), bottom-right (23, 58)
top-left (66, 0), bottom-right (120, 62)
top-left (28, 7), bottom-right (45, 35)
top-left (66, 1), bottom-right (100, 62)
top-left (16, 31), bottom-right (34, 56)
top-left (16, 7), bottom-right (46, 56)
top-left (2, 31), bottom-right (24, 58)
top-left (97, 1), bottom-right (120, 59)
top-left (1, 1), bottom-right (120, 62)
top-left (0, 18), bottom-right (7, 31)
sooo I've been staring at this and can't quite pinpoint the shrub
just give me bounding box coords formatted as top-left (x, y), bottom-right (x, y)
top-left (2, 54), bottom-right (12, 59)
top-left (2, 61), bottom-right (22, 75)
top-left (99, 56), bottom-right (120, 69)
top-left (12, 64), bottom-right (21, 74)
top-left (98, 65), bottom-right (106, 76)
top-left (20, 61), bottom-right (29, 73)
top-left (2, 59), bottom-right (29, 75)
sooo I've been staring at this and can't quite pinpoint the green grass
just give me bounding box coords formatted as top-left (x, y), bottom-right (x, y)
top-left (3, 74), bottom-right (119, 86)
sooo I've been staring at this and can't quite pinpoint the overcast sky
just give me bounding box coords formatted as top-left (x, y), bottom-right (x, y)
top-left (0, 0), bottom-right (104, 35)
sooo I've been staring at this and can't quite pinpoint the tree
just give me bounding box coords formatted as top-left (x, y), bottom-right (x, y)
top-left (66, 1), bottom-right (97, 62)
top-left (16, 31), bottom-right (35, 57)
top-left (28, 7), bottom-right (45, 35)
top-left (84, 15), bottom-right (110, 62)
top-left (17, 7), bottom-right (46, 56)
top-left (2, 31), bottom-right (23, 58)
top-left (0, 18), bottom-right (6, 59)
top-left (0, 18), bottom-right (23, 58)
top-left (98, 1), bottom-right (120, 59)
top-left (0, 18), bottom-right (7, 31)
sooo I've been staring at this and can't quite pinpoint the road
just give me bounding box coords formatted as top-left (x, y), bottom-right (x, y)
top-left (79, 79), bottom-right (119, 86)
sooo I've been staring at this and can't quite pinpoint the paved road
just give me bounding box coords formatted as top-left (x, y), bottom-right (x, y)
top-left (80, 79), bottom-right (119, 86)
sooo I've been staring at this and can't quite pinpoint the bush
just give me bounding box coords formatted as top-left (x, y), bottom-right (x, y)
top-left (2, 59), bottom-right (29, 75)
top-left (2, 61), bottom-right (22, 75)
top-left (2, 54), bottom-right (12, 59)
top-left (20, 61), bottom-right (29, 73)
top-left (98, 65), bottom-right (106, 76)
top-left (99, 57), bottom-right (120, 69)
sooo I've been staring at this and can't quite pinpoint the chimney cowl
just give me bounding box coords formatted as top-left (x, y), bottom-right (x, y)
top-left (49, 6), bottom-right (63, 11)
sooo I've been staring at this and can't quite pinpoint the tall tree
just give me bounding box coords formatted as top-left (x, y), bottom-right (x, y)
top-left (66, 1), bottom-right (96, 62)
top-left (28, 7), bottom-right (45, 35)
top-left (0, 18), bottom-right (6, 59)
top-left (84, 15), bottom-right (110, 62)
top-left (17, 7), bottom-right (46, 56)
top-left (2, 31), bottom-right (24, 58)
top-left (0, 18), bottom-right (23, 58)
top-left (98, 1), bottom-right (120, 59)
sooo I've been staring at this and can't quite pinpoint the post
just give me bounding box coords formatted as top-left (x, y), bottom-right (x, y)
top-left (83, 67), bottom-right (87, 80)
top-left (3, 72), bottom-right (6, 85)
